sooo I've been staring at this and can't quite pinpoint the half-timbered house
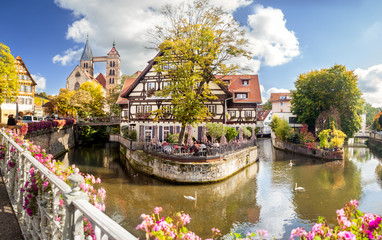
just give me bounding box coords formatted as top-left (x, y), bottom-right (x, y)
top-left (117, 53), bottom-right (262, 143)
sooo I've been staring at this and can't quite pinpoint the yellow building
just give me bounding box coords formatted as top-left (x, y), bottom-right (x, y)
top-left (0, 56), bottom-right (37, 123)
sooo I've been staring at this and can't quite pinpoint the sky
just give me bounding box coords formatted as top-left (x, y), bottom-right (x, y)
top-left (2, 0), bottom-right (382, 107)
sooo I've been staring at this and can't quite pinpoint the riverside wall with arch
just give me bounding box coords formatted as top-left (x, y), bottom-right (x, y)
top-left (110, 135), bottom-right (258, 183)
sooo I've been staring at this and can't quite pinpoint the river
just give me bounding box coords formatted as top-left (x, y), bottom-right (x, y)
top-left (58, 139), bottom-right (382, 239)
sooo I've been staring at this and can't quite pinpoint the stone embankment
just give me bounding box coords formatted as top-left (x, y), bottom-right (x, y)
top-left (25, 126), bottom-right (75, 157)
top-left (110, 135), bottom-right (258, 183)
top-left (271, 132), bottom-right (344, 160)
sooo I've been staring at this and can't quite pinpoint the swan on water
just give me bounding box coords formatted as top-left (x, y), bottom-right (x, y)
top-left (184, 192), bottom-right (197, 200)
top-left (294, 183), bottom-right (305, 191)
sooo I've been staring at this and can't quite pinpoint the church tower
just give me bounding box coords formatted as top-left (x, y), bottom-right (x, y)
top-left (80, 37), bottom-right (94, 76)
top-left (105, 41), bottom-right (120, 93)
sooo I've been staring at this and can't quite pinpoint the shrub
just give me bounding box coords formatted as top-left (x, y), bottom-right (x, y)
top-left (225, 127), bottom-right (238, 142)
top-left (275, 118), bottom-right (290, 141)
top-left (270, 115), bottom-right (280, 131)
top-left (299, 123), bottom-right (315, 144)
top-left (243, 127), bottom-right (252, 138)
top-left (206, 123), bottom-right (224, 141)
top-left (318, 121), bottom-right (347, 149)
top-left (167, 133), bottom-right (179, 144)
top-left (286, 129), bottom-right (300, 144)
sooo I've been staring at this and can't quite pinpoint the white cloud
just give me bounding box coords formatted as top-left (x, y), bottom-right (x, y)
top-left (53, 0), bottom-right (298, 75)
top-left (52, 48), bottom-right (83, 66)
top-left (354, 65), bottom-right (382, 107)
top-left (32, 74), bottom-right (47, 92)
top-left (245, 5), bottom-right (300, 67)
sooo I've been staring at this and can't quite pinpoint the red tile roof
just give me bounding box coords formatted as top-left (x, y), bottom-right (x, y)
top-left (216, 75), bottom-right (262, 103)
top-left (108, 47), bottom-right (120, 56)
top-left (116, 77), bottom-right (137, 104)
top-left (270, 92), bottom-right (291, 102)
top-left (95, 73), bottom-right (107, 89)
top-left (257, 110), bottom-right (271, 121)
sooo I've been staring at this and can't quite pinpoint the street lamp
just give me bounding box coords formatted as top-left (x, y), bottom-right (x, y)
top-left (224, 96), bottom-right (233, 124)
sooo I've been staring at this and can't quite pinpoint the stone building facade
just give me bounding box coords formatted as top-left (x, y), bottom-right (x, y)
top-left (65, 38), bottom-right (120, 93)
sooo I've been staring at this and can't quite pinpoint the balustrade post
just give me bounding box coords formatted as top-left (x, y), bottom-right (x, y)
top-left (63, 168), bottom-right (89, 240)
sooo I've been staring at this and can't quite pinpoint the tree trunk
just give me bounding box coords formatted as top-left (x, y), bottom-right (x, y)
top-left (178, 124), bottom-right (186, 145)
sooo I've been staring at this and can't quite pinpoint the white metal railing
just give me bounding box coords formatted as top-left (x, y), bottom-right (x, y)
top-left (0, 129), bottom-right (137, 240)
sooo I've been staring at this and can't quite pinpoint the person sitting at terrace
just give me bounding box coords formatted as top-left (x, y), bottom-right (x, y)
top-left (213, 140), bottom-right (220, 148)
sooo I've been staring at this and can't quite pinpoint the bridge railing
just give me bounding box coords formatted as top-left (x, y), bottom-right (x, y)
top-left (0, 129), bottom-right (137, 240)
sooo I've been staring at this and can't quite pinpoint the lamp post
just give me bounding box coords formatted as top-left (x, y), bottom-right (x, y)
top-left (224, 97), bottom-right (233, 124)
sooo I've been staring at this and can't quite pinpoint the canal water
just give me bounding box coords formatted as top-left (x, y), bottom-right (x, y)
top-left (58, 139), bottom-right (382, 239)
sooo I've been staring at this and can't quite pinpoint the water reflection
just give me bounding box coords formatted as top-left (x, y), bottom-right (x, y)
top-left (59, 140), bottom-right (382, 239)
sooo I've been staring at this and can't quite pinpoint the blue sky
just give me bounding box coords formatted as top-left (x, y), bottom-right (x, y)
top-left (2, 0), bottom-right (382, 106)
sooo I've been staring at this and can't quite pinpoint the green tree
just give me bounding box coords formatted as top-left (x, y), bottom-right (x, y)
top-left (54, 88), bottom-right (74, 116)
top-left (262, 100), bottom-right (272, 111)
top-left (365, 103), bottom-right (381, 127)
top-left (152, 0), bottom-right (250, 144)
top-left (291, 65), bottom-right (364, 138)
top-left (0, 43), bottom-right (18, 104)
top-left (225, 127), bottom-right (238, 142)
top-left (79, 81), bottom-right (105, 117)
top-left (206, 123), bottom-right (224, 142)
top-left (70, 89), bottom-right (92, 118)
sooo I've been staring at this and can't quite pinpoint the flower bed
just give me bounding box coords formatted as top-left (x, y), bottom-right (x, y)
top-left (137, 200), bottom-right (382, 240)
top-left (1, 129), bottom-right (103, 239)
top-left (26, 119), bottom-right (76, 134)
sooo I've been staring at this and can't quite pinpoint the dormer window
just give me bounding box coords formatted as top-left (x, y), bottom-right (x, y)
top-left (235, 93), bottom-right (248, 99)
top-left (224, 80), bottom-right (230, 86)
top-left (280, 96), bottom-right (287, 100)
top-left (242, 80), bottom-right (249, 86)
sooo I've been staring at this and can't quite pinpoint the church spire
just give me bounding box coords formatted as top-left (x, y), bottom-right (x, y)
top-left (81, 36), bottom-right (93, 61)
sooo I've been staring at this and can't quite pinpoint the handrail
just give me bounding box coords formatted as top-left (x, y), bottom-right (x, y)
top-left (0, 129), bottom-right (137, 240)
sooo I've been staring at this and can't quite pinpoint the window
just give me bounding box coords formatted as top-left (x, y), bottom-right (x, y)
top-left (163, 105), bottom-right (171, 113)
top-left (147, 82), bottom-right (156, 90)
top-left (145, 126), bottom-right (152, 142)
top-left (229, 110), bottom-right (236, 117)
top-left (75, 72), bottom-right (81, 77)
top-left (137, 105), bottom-right (143, 113)
top-left (280, 96), bottom-right (286, 100)
top-left (235, 93), bottom-right (248, 99)
top-left (163, 82), bottom-right (170, 88)
top-left (163, 126), bottom-right (170, 141)
top-left (113, 70), bottom-right (115, 75)
top-left (245, 111), bottom-right (252, 117)
top-left (144, 105), bottom-right (152, 113)
top-left (74, 82), bottom-right (80, 90)
top-left (242, 80), bottom-right (249, 86)
top-left (113, 61), bottom-right (115, 67)
top-left (281, 102), bottom-right (283, 106)
top-left (208, 105), bottom-right (216, 114)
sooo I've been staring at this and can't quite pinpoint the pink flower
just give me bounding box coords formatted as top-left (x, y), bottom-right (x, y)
top-left (337, 231), bottom-right (356, 240)
top-left (153, 207), bottom-right (162, 215)
top-left (178, 213), bottom-right (191, 225)
top-left (290, 227), bottom-right (307, 239)
top-left (256, 229), bottom-right (268, 237)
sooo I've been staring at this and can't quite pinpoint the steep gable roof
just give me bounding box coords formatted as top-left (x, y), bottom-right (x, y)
top-left (116, 77), bottom-right (137, 104)
top-left (15, 56), bottom-right (37, 86)
top-left (95, 73), bottom-right (106, 89)
top-left (217, 75), bottom-right (262, 103)
top-left (257, 110), bottom-right (271, 121)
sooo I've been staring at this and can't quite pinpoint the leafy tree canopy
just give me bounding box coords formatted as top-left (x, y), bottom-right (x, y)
top-left (152, 0), bottom-right (251, 144)
top-left (0, 43), bottom-right (18, 104)
top-left (261, 100), bottom-right (272, 111)
top-left (365, 102), bottom-right (381, 127)
top-left (291, 64), bottom-right (364, 138)
top-left (79, 81), bottom-right (105, 117)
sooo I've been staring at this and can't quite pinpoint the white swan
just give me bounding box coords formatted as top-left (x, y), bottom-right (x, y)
top-left (294, 183), bottom-right (305, 191)
top-left (184, 192), bottom-right (197, 200)
top-left (289, 160), bottom-right (295, 167)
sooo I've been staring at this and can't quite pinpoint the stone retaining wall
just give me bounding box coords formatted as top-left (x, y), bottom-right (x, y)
top-left (111, 135), bottom-right (258, 183)
top-left (25, 126), bottom-right (75, 157)
top-left (271, 132), bottom-right (343, 160)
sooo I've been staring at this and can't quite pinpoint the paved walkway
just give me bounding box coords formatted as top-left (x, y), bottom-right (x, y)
top-left (0, 174), bottom-right (24, 240)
